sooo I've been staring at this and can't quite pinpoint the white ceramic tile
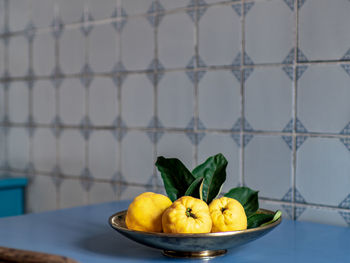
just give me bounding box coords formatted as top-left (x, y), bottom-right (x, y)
top-left (199, 70), bottom-right (240, 129)
top-left (89, 130), bottom-right (118, 180)
top-left (9, 0), bottom-right (31, 32)
top-left (300, 0), bottom-right (350, 61)
top-left (198, 134), bottom-right (240, 193)
top-left (158, 12), bottom-right (194, 69)
top-left (8, 35), bottom-right (29, 77)
top-left (0, 0), bottom-right (4, 33)
top-left (87, 0), bottom-right (116, 20)
top-left (199, 4), bottom-right (241, 66)
top-left (59, 130), bottom-right (85, 176)
top-left (0, 84), bottom-right (4, 122)
top-left (245, 0), bottom-right (294, 64)
top-left (157, 132), bottom-right (193, 170)
top-left (298, 65), bottom-right (350, 134)
top-left (245, 67), bottom-right (293, 131)
top-left (0, 127), bottom-right (6, 168)
top-left (122, 74), bottom-right (153, 127)
top-left (60, 178), bottom-right (87, 209)
top-left (0, 41), bottom-right (4, 77)
top-left (89, 77), bottom-right (117, 126)
top-left (245, 135), bottom-right (292, 200)
top-left (27, 174), bottom-right (57, 213)
top-left (57, 0), bottom-right (87, 25)
top-left (298, 207), bottom-right (348, 227)
top-left (30, 0), bottom-right (55, 28)
top-left (60, 28), bottom-right (85, 75)
top-left (122, 0), bottom-right (153, 15)
top-left (120, 185), bottom-right (147, 200)
top-left (59, 78), bottom-right (85, 125)
top-left (8, 81), bottom-right (28, 123)
top-left (121, 17), bottom-right (154, 70)
top-left (8, 127), bottom-right (29, 171)
top-left (33, 33), bottom-right (55, 76)
top-left (33, 128), bottom-right (56, 173)
top-left (89, 182), bottom-right (116, 205)
top-left (297, 137), bottom-right (350, 207)
top-left (158, 72), bottom-right (193, 128)
top-left (89, 23), bottom-right (119, 73)
top-left (121, 131), bottom-right (153, 184)
top-left (33, 80), bottom-right (55, 125)
top-left (159, 0), bottom-right (189, 10)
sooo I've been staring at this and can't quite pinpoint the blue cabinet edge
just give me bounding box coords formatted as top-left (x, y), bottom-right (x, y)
top-left (0, 177), bottom-right (28, 190)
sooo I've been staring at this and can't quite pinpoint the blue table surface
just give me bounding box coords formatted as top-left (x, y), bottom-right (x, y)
top-left (0, 200), bottom-right (349, 263)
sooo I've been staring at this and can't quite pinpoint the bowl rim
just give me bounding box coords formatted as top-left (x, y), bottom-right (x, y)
top-left (108, 208), bottom-right (282, 237)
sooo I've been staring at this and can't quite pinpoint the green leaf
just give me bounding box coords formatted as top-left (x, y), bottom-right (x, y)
top-left (247, 210), bottom-right (282, 229)
top-left (155, 156), bottom-right (195, 202)
top-left (192, 153), bottom-right (227, 204)
top-left (260, 210), bottom-right (282, 227)
top-left (184, 177), bottom-right (204, 198)
top-left (224, 187), bottom-right (259, 217)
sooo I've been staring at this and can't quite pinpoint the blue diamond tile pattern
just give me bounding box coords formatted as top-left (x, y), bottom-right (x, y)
top-left (186, 132), bottom-right (206, 146)
top-left (80, 64), bottom-right (94, 87)
top-left (186, 0), bottom-right (207, 23)
top-left (198, 56), bottom-right (206, 68)
top-left (80, 12), bottom-right (94, 36)
top-left (243, 118), bottom-right (253, 131)
top-left (282, 66), bottom-right (293, 81)
top-left (231, 134), bottom-right (241, 147)
top-left (51, 65), bottom-right (64, 87)
top-left (112, 61), bottom-right (127, 87)
top-left (340, 138), bottom-right (350, 152)
top-left (232, 52), bottom-right (241, 67)
top-left (243, 134), bottom-right (254, 147)
top-left (79, 116), bottom-right (93, 140)
top-left (339, 211), bottom-right (350, 226)
top-left (340, 122), bottom-right (350, 135)
top-left (80, 167), bottom-right (94, 191)
top-left (295, 206), bottom-right (307, 220)
top-left (295, 188), bottom-right (306, 203)
top-left (243, 68), bottom-right (254, 82)
top-left (27, 115), bottom-right (36, 137)
top-left (231, 69), bottom-right (241, 82)
top-left (282, 136), bottom-right (293, 150)
top-left (296, 136), bottom-right (308, 150)
top-left (146, 116), bottom-right (164, 143)
top-left (341, 64), bottom-right (350, 77)
top-left (232, 4), bottom-right (242, 17)
top-left (51, 16), bottom-right (64, 39)
top-left (283, 0), bottom-right (294, 11)
top-left (297, 48), bottom-right (308, 62)
top-left (296, 65), bottom-right (308, 81)
top-left (339, 194), bottom-right (350, 209)
top-left (147, 1), bottom-right (165, 27)
top-left (25, 22), bottom-right (36, 42)
top-left (51, 115), bottom-right (63, 138)
top-left (298, 0), bottom-right (306, 9)
top-left (112, 116), bottom-right (127, 141)
top-left (282, 204), bottom-right (293, 218)
top-left (186, 56), bottom-right (196, 69)
top-left (186, 117), bottom-right (206, 130)
top-left (243, 2), bottom-right (255, 16)
top-left (283, 48), bottom-right (295, 64)
top-left (111, 7), bottom-right (127, 33)
top-left (295, 118), bottom-right (307, 133)
top-left (282, 188), bottom-right (293, 202)
top-left (51, 166), bottom-right (63, 188)
top-left (231, 118), bottom-right (242, 132)
top-left (243, 52), bottom-right (254, 65)
top-left (341, 49), bottom-right (350, 61)
top-left (283, 118), bottom-right (294, 133)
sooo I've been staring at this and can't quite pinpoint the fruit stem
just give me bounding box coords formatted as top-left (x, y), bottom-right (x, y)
top-left (221, 207), bottom-right (227, 213)
top-left (186, 208), bottom-right (197, 219)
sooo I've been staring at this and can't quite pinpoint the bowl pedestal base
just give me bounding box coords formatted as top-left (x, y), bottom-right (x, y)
top-left (162, 249), bottom-right (227, 259)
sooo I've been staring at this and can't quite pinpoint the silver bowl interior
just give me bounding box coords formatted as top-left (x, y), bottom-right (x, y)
top-left (109, 209), bottom-right (282, 257)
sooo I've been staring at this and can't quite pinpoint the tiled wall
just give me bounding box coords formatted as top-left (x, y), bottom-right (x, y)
top-left (0, 0), bottom-right (350, 227)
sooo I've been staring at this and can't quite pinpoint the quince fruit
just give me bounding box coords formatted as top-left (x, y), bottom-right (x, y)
top-left (125, 192), bottom-right (172, 232)
top-left (162, 196), bottom-right (212, 233)
top-left (209, 197), bottom-right (247, 232)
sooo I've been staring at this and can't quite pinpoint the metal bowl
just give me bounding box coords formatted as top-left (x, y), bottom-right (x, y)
top-left (109, 209), bottom-right (281, 259)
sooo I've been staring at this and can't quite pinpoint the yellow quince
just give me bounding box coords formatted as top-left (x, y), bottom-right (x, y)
top-left (162, 196), bottom-right (212, 233)
top-left (125, 192), bottom-right (172, 232)
top-left (209, 197), bottom-right (247, 232)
